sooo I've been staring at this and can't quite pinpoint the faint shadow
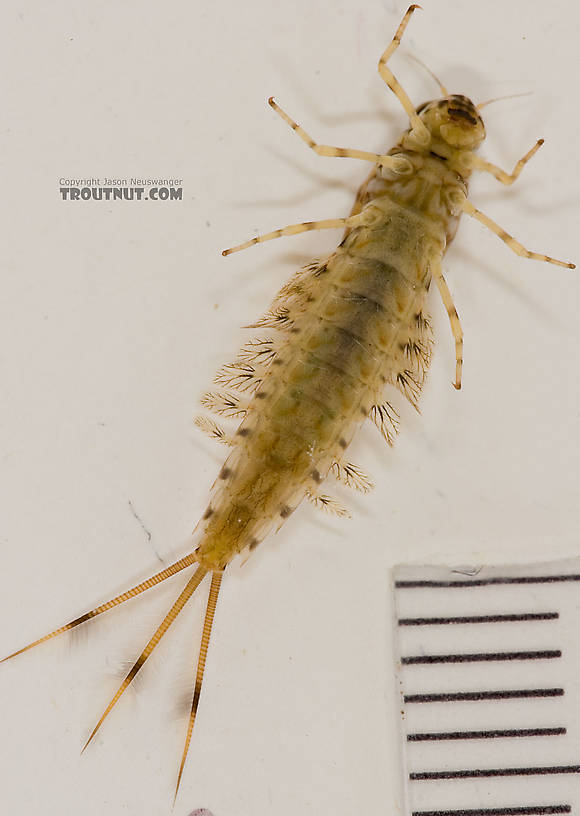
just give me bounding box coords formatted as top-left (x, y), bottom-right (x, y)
top-left (448, 242), bottom-right (562, 326)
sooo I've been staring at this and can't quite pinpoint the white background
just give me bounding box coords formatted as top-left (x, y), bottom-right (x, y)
top-left (0, 1), bottom-right (578, 814)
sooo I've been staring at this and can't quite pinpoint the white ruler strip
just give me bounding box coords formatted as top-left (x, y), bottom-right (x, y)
top-left (393, 559), bottom-right (580, 816)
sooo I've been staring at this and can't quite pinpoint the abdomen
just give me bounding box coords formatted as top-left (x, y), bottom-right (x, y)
top-left (195, 207), bottom-right (442, 570)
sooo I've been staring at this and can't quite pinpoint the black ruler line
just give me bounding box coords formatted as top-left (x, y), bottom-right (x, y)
top-left (411, 765), bottom-right (580, 780)
top-left (407, 727), bottom-right (566, 741)
top-left (399, 612), bottom-right (558, 626)
top-left (404, 688), bottom-right (564, 703)
top-left (402, 650), bottom-right (561, 665)
top-left (396, 574), bottom-right (580, 588)
top-left (411, 807), bottom-right (571, 816)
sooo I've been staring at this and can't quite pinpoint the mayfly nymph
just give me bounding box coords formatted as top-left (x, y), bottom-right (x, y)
top-left (2, 5), bottom-right (574, 803)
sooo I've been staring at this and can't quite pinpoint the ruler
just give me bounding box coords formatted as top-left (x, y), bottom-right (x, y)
top-left (393, 560), bottom-right (580, 816)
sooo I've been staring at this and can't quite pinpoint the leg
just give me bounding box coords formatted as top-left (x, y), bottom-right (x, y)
top-left (175, 570), bottom-right (223, 801)
top-left (222, 211), bottom-right (366, 255)
top-left (432, 264), bottom-right (463, 390)
top-left (82, 566), bottom-right (209, 751)
top-left (471, 139), bottom-right (544, 184)
top-left (459, 198), bottom-right (575, 269)
top-left (268, 97), bottom-right (411, 173)
top-left (378, 5), bottom-right (430, 145)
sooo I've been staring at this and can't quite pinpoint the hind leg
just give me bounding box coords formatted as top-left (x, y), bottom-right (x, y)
top-left (432, 263), bottom-right (464, 390)
top-left (222, 212), bottom-right (368, 255)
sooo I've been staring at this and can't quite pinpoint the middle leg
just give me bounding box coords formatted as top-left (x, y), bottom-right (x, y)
top-left (458, 197), bottom-right (575, 269)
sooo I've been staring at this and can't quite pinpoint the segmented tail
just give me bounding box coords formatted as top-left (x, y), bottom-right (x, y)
top-left (2, 549), bottom-right (226, 802)
top-left (0, 552), bottom-right (199, 663)
top-left (175, 570), bottom-right (223, 800)
top-left (82, 564), bottom-right (209, 751)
